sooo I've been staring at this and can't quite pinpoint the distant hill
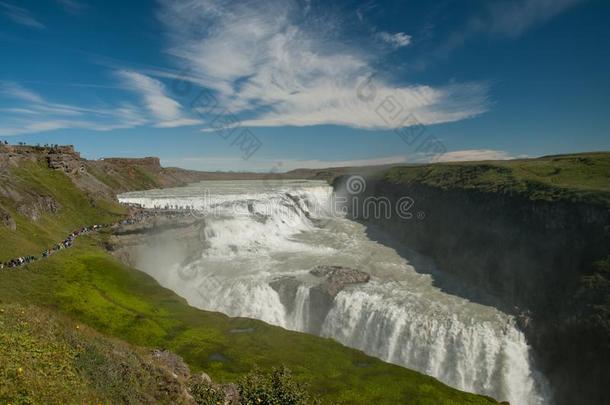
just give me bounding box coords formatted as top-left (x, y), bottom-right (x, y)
top-left (382, 152), bottom-right (610, 206)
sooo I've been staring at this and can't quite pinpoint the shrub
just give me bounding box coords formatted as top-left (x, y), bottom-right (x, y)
top-left (189, 378), bottom-right (227, 405)
top-left (237, 366), bottom-right (318, 405)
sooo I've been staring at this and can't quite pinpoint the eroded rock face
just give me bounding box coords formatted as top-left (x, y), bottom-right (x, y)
top-left (310, 265), bottom-right (371, 297)
top-left (269, 276), bottom-right (301, 314)
top-left (16, 196), bottom-right (62, 221)
top-left (0, 204), bottom-right (16, 230)
top-left (270, 265), bottom-right (371, 334)
top-left (308, 266), bottom-right (370, 333)
top-left (47, 152), bottom-right (85, 174)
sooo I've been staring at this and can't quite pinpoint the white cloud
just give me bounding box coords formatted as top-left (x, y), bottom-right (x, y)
top-left (435, 149), bottom-right (515, 162)
top-left (1, 82), bottom-right (45, 103)
top-left (0, 82), bottom-right (148, 136)
top-left (377, 31), bottom-right (412, 48)
top-left (0, 82), bottom-right (111, 117)
top-left (118, 71), bottom-right (181, 121)
top-left (158, 0), bottom-right (489, 131)
top-left (156, 118), bottom-right (204, 128)
top-left (0, 2), bottom-right (45, 29)
top-left (0, 76), bottom-right (201, 136)
top-left (117, 70), bottom-right (202, 127)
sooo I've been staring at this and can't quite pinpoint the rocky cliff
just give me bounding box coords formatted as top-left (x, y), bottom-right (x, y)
top-left (333, 153), bottom-right (610, 405)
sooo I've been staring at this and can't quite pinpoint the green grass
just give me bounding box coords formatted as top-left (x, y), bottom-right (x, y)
top-left (0, 239), bottom-right (498, 404)
top-left (0, 158), bottom-right (499, 404)
top-left (384, 152), bottom-right (610, 206)
top-left (0, 159), bottom-right (125, 261)
top-left (0, 303), bottom-right (194, 404)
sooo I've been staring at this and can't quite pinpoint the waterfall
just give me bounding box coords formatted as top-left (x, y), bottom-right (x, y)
top-left (118, 180), bottom-right (552, 405)
top-left (320, 285), bottom-right (549, 405)
top-left (288, 285), bottom-right (312, 332)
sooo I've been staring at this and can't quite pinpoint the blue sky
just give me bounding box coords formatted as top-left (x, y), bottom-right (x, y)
top-left (0, 0), bottom-right (608, 171)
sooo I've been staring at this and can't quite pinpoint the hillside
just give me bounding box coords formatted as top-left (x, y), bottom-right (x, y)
top-left (383, 152), bottom-right (610, 206)
top-left (0, 303), bottom-right (195, 404)
top-left (0, 145), bottom-right (499, 404)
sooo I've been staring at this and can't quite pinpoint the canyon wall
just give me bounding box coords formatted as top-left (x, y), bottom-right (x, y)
top-left (333, 174), bottom-right (610, 405)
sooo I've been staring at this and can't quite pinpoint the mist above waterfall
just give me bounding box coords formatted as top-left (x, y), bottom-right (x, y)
top-left (118, 180), bottom-right (551, 404)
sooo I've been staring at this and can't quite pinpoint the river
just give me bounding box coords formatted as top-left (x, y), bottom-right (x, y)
top-left (118, 179), bottom-right (551, 405)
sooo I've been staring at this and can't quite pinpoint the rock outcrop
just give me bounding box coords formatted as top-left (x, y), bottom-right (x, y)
top-left (270, 265), bottom-right (370, 334)
top-left (269, 276), bottom-right (302, 315)
top-left (308, 265), bottom-right (370, 333)
top-left (310, 265), bottom-right (371, 297)
top-left (0, 204), bottom-right (16, 230)
top-left (16, 196), bottom-right (62, 221)
top-left (47, 151), bottom-right (85, 174)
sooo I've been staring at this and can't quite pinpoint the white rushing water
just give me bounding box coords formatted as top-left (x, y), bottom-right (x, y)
top-left (119, 180), bottom-right (551, 405)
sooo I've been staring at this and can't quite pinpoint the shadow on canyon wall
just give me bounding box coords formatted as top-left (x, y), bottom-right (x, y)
top-left (333, 174), bottom-right (610, 405)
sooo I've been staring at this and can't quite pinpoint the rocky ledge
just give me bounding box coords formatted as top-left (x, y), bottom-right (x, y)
top-left (270, 265), bottom-right (370, 334)
top-left (309, 265), bottom-right (371, 297)
top-left (107, 209), bottom-right (207, 268)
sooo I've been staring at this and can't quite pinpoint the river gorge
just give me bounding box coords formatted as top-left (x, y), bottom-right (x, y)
top-left (117, 179), bottom-right (553, 405)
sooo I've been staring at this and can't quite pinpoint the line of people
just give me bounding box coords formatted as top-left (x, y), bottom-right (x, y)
top-left (0, 207), bottom-right (196, 270)
top-left (119, 206), bottom-right (199, 224)
top-left (1, 224), bottom-right (105, 269)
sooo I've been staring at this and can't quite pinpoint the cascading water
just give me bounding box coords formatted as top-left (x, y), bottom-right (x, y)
top-left (119, 180), bottom-right (551, 405)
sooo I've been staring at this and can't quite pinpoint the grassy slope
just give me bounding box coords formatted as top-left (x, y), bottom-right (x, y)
top-left (0, 158), bottom-right (497, 404)
top-left (0, 304), bottom-right (193, 404)
top-left (383, 152), bottom-right (610, 206)
top-left (0, 159), bottom-right (125, 261)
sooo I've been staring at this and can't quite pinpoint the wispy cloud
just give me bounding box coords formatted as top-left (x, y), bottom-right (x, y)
top-left (484, 0), bottom-right (585, 38)
top-left (0, 82), bottom-right (148, 136)
top-left (0, 2), bottom-right (45, 29)
top-left (1, 82), bottom-right (44, 103)
top-left (435, 0), bottom-right (586, 59)
top-left (0, 74), bottom-right (201, 136)
top-left (377, 31), bottom-right (412, 48)
top-left (56, 0), bottom-right (88, 15)
top-left (435, 149), bottom-right (516, 162)
top-left (158, 0), bottom-right (489, 130)
top-left (117, 70), bottom-right (202, 127)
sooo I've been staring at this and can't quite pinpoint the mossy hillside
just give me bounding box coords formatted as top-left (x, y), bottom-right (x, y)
top-left (384, 152), bottom-right (610, 205)
top-left (0, 159), bottom-right (125, 261)
top-left (0, 303), bottom-right (196, 405)
top-left (85, 161), bottom-right (163, 192)
top-left (0, 153), bottom-right (199, 262)
top-left (0, 236), bottom-right (498, 404)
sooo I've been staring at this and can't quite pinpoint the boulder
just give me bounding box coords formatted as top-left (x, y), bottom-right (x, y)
top-left (310, 265), bottom-right (371, 297)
